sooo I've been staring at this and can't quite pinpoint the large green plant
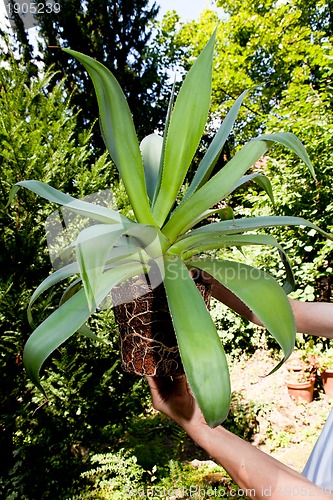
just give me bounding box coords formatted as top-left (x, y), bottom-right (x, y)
top-left (10, 31), bottom-right (333, 427)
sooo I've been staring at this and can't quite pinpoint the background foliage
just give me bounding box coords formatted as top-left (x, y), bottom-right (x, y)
top-left (8, 0), bottom-right (173, 152)
top-left (171, 0), bottom-right (333, 301)
top-left (0, 45), bottom-right (149, 498)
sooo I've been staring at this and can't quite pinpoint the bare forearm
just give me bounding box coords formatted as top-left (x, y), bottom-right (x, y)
top-left (182, 423), bottom-right (332, 499)
top-left (289, 299), bottom-right (333, 338)
top-left (208, 275), bottom-right (333, 338)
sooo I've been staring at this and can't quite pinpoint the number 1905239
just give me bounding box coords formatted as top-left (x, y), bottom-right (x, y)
top-left (6, 2), bottom-right (60, 15)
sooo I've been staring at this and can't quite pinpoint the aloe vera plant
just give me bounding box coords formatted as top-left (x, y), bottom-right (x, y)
top-left (10, 30), bottom-right (333, 427)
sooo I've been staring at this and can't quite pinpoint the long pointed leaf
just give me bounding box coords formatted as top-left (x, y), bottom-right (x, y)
top-left (255, 132), bottom-right (315, 179)
top-left (77, 323), bottom-right (106, 343)
top-left (27, 262), bottom-right (80, 327)
top-left (279, 249), bottom-right (295, 294)
top-left (170, 233), bottom-right (295, 292)
top-left (23, 262), bottom-right (144, 393)
top-left (152, 79), bottom-right (177, 206)
top-left (162, 254), bottom-right (231, 427)
top-left (182, 215), bottom-right (333, 241)
top-left (140, 134), bottom-right (163, 202)
top-left (59, 278), bottom-right (82, 305)
top-left (24, 288), bottom-right (92, 394)
top-left (172, 230), bottom-right (287, 255)
top-left (180, 206), bottom-right (235, 234)
top-left (76, 224), bottom-right (125, 310)
top-left (185, 89), bottom-right (250, 199)
top-left (163, 132), bottom-right (315, 240)
top-left (232, 173), bottom-right (275, 206)
top-left (192, 259), bottom-right (295, 371)
top-left (163, 139), bottom-right (270, 239)
top-left (177, 177), bottom-right (274, 234)
top-left (63, 48), bottom-right (155, 225)
top-left (9, 180), bottom-right (131, 225)
top-left (172, 233), bottom-right (293, 288)
top-left (152, 31), bottom-right (216, 225)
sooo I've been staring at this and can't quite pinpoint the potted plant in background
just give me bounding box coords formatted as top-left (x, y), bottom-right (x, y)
top-left (317, 347), bottom-right (333, 398)
top-left (284, 349), bottom-right (317, 403)
top-left (9, 30), bottom-right (333, 427)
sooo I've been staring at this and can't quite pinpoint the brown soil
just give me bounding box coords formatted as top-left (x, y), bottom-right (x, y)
top-left (112, 274), bottom-right (212, 377)
top-left (230, 350), bottom-right (333, 472)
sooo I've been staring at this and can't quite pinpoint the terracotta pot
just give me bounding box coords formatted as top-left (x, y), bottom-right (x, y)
top-left (286, 379), bottom-right (315, 403)
top-left (321, 369), bottom-right (333, 398)
top-left (111, 273), bottom-right (212, 377)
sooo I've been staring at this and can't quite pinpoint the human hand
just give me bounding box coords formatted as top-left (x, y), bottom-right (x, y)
top-left (146, 374), bottom-right (207, 431)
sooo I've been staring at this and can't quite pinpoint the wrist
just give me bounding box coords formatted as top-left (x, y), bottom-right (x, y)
top-left (180, 418), bottom-right (219, 449)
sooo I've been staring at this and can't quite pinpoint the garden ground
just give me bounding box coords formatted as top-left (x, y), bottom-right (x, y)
top-left (136, 349), bottom-right (333, 499)
top-left (73, 349), bottom-right (333, 498)
top-left (229, 349), bottom-right (333, 472)
top-left (165, 349), bottom-right (333, 499)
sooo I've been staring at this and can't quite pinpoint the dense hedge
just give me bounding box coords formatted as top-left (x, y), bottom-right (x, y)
top-left (0, 51), bottom-right (151, 498)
